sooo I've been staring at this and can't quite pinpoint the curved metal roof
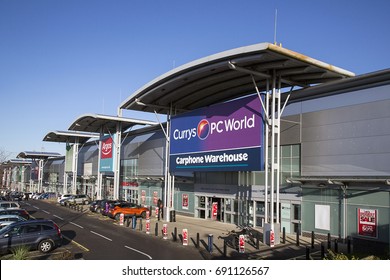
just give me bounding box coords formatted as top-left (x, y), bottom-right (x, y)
top-left (68, 113), bottom-right (158, 133)
top-left (119, 42), bottom-right (355, 114)
top-left (17, 151), bottom-right (62, 159)
top-left (43, 130), bottom-right (100, 144)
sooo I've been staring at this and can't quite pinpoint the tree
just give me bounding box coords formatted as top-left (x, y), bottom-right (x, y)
top-left (0, 147), bottom-right (12, 187)
top-left (0, 147), bottom-right (12, 163)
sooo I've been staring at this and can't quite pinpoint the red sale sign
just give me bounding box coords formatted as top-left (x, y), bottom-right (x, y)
top-left (212, 202), bottom-right (218, 220)
top-left (182, 229), bottom-right (188, 246)
top-left (358, 208), bottom-right (377, 238)
top-left (239, 234), bottom-right (245, 253)
top-left (163, 224), bottom-right (168, 239)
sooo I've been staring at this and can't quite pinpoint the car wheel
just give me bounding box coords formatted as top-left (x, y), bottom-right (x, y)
top-left (38, 240), bottom-right (53, 253)
top-left (141, 211), bottom-right (146, 219)
top-left (114, 213), bottom-right (121, 221)
top-left (84, 200), bottom-right (89, 205)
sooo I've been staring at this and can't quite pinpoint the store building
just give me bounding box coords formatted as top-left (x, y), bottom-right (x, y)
top-left (2, 43), bottom-right (389, 252)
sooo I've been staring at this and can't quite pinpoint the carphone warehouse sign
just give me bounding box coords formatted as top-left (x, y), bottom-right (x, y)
top-left (169, 95), bottom-right (263, 172)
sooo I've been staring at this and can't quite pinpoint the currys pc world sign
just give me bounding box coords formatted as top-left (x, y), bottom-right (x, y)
top-left (169, 94), bottom-right (263, 172)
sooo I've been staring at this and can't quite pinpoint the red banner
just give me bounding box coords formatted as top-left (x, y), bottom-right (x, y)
top-left (358, 208), bottom-right (377, 238)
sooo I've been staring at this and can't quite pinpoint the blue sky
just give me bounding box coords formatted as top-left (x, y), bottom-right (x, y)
top-left (1, 0), bottom-right (389, 159)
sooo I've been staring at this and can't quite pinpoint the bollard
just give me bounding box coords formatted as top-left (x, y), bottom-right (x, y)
top-left (256, 232), bottom-right (260, 249)
top-left (145, 219), bottom-right (150, 234)
top-left (334, 239), bottom-right (338, 253)
top-left (132, 216), bottom-right (137, 229)
top-left (347, 237), bottom-right (352, 254)
top-left (126, 217), bottom-right (131, 227)
top-left (311, 231), bottom-right (315, 248)
top-left (321, 243), bottom-right (325, 259)
top-left (182, 229), bottom-right (188, 246)
top-left (139, 218), bottom-right (143, 231)
top-left (306, 246), bottom-right (310, 260)
top-left (282, 227), bottom-right (286, 244)
top-left (327, 233), bottom-right (331, 249)
top-left (163, 224), bottom-right (168, 239)
top-left (196, 232), bottom-right (200, 249)
top-left (173, 227), bottom-right (177, 242)
top-left (296, 230), bottom-right (300, 246)
top-left (155, 223), bottom-right (159, 236)
top-left (208, 234), bottom-right (213, 253)
top-left (223, 240), bottom-right (227, 257)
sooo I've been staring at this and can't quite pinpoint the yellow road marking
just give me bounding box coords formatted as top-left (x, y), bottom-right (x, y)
top-left (62, 235), bottom-right (90, 252)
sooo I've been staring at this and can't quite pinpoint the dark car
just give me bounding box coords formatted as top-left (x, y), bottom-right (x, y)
top-left (89, 200), bottom-right (102, 212)
top-left (0, 219), bottom-right (63, 255)
top-left (0, 209), bottom-right (31, 220)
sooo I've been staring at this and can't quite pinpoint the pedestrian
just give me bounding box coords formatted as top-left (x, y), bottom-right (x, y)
top-left (157, 199), bottom-right (164, 219)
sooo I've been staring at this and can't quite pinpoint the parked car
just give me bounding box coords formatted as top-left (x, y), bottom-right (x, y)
top-left (0, 215), bottom-right (27, 229)
top-left (0, 219), bottom-right (62, 255)
top-left (31, 193), bottom-right (43, 200)
top-left (0, 221), bottom-right (17, 230)
top-left (7, 192), bottom-right (23, 201)
top-left (62, 194), bottom-right (91, 206)
top-left (37, 192), bottom-right (56, 200)
top-left (100, 200), bottom-right (127, 216)
top-left (57, 194), bottom-right (74, 203)
top-left (0, 209), bottom-right (31, 220)
top-left (0, 201), bottom-right (20, 210)
top-left (107, 204), bottom-right (149, 220)
top-left (89, 200), bottom-right (104, 212)
top-left (0, 215), bottom-right (27, 224)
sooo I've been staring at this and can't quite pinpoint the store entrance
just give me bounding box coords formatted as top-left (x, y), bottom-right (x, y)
top-left (209, 197), bottom-right (223, 222)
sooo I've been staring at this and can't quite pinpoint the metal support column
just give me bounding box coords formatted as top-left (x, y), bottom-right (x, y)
top-left (72, 143), bottom-right (79, 194)
top-left (97, 127), bottom-right (103, 199)
top-left (113, 121), bottom-right (122, 200)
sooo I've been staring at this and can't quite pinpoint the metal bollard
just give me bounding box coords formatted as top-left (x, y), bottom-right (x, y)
top-left (321, 243), bottom-right (325, 259)
top-left (139, 218), bottom-right (143, 231)
top-left (311, 231), bottom-right (315, 248)
top-left (306, 246), bottom-right (310, 260)
top-left (208, 234), bottom-right (213, 253)
top-left (282, 227), bottom-right (286, 244)
top-left (296, 230), bottom-right (300, 246)
top-left (173, 227), bottom-right (177, 242)
top-left (334, 239), bottom-right (338, 253)
top-left (155, 223), bottom-right (158, 236)
top-left (132, 216), bottom-right (137, 229)
top-left (126, 217), bottom-right (131, 227)
top-left (223, 240), bottom-right (227, 257)
top-left (196, 232), bottom-right (200, 249)
top-left (347, 237), bottom-right (352, 254)
top-left (327, 233), bottom-right (331, 249)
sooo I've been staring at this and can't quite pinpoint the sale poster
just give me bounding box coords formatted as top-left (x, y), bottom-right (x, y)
top-left (182, 194), bottom-right (189, 210)
top-left (358, 208), bottom-right (378, 238)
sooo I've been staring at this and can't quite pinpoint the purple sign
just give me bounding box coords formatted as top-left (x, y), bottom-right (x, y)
top-left (169, 95), bottom-right (263, 172)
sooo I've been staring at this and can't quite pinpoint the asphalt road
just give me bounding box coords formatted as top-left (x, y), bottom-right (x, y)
top-left (19, 200), bottom-right (204, 260)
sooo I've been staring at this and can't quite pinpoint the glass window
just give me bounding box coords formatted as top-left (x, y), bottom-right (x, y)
top-left (225, 198), bottom-right (232, 212)
top-left (198, 196), bottom-right (205, 208)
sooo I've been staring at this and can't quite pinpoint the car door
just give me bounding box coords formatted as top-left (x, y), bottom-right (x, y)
top-left (20, 224), bottom-right (42, 248)
top-left (0, 225), bottom-right (24, 251)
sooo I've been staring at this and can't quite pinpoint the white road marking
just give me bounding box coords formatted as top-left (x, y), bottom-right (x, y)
top-left (53, 215), bottom-right (64, 220)
top-left (70, 222), bottom-right (84, 229)
top-left (33, 206), bottom-right (39, 209)
top-left (90, 231), bottom-right (112, 241)
top-left (42, 210), bottom-right (50, 214)
top-left (124, 245), bottom-right (153, 260)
